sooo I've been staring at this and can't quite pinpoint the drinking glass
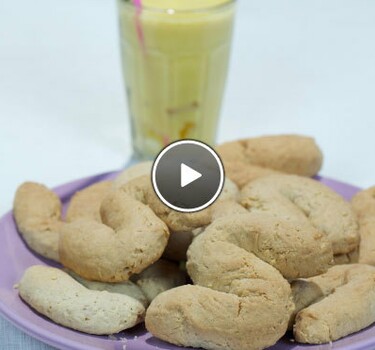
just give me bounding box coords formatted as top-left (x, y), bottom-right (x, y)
top-left (118, 0), bottom-right (236, 160)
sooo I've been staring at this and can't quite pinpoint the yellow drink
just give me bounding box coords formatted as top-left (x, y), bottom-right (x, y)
top-left (118, 0), bottom-right (235, 158)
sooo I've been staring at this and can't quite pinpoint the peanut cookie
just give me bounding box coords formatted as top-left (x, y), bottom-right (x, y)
top-left (132, 259), bottom-right (186, 302)
top-left (216, 135), bottom-right (323, 188)
top-left (59, 188), bottom-right (169, 282)
top-left (13, 181), bottom-right (112, 262)
top-left (65, 181), bottom-right (112, 223)
top-left (13, 182), bottom-right (62, 261)
top-left (112, 161), bottom-right (153, 189)
top-left (352, 186), bottom-right (375, 264)
top-left (19, 266), bottom-right (145, 335)
top-left (240, 174), bottom-right (359, 256)
top-left (67, 270), bottom-right (149, 307)
top-left (146, 213), bottom-right (332, 350)
top-left (292, 264), bottom-right (375, 344)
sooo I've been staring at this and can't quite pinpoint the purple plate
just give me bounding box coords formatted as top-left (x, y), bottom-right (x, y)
top-left (0, 172), bottom-right (372, 350)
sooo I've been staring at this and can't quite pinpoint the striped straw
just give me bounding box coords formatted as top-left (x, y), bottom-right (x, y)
top-left (134, 0), bottom-right (145, 51)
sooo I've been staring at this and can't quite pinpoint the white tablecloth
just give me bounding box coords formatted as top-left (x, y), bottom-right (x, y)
top-left (1, 0), bottom-right (375, 349)
top-left (0, 320), bottom-right (53, 350)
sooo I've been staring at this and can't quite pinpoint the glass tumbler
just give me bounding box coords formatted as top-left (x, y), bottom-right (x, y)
top-left (118, 0), bottom-right (236, 160)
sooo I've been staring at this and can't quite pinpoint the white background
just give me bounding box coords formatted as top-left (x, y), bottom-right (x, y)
top-left (1, 0), bottom-right (375, 216)
top-left (0, 1), bottom-right (375, 347)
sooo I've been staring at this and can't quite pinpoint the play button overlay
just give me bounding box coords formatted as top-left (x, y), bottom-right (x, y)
top-left (152, 140), bottom-right (224, 213)
top-left (180, 163), bottom-right (202, 188)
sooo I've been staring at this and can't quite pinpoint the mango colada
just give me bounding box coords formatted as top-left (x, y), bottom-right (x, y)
top-left (118, 0), bottom-right (235, 158)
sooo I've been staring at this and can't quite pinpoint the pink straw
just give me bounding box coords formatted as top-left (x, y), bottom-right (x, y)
top-left (134, 0), bottom-right (145, 51)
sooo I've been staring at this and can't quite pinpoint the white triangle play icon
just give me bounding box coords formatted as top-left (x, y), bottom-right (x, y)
top-left (180, 163), bottom-right (202, 188)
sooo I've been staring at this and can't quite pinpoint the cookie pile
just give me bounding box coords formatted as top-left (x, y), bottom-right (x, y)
top-left (12, 135), bottom-right (375, 350)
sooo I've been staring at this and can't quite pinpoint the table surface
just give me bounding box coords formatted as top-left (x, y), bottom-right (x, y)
top-left (1, 0), bottom-right (375, 349)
